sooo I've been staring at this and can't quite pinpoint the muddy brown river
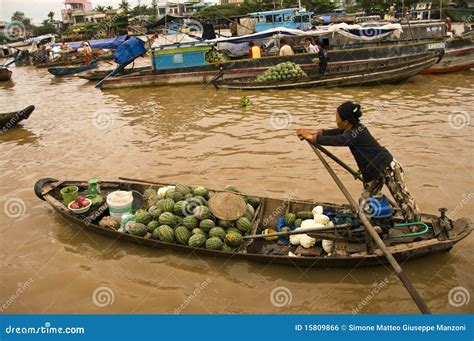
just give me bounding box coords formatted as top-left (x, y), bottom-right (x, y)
top-left (0, 64), bottom-right (473, 314)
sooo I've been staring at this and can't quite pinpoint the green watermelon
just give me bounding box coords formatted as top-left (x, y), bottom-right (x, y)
top-left (128, 223), bottom-right (148, 237)
top-left (175, 183), bottom-right (191, 195)
top-left (147, 220), bottom-right (160, 232)
top-left (182, 216), bottom-right (199, 230)
top-left (171, 191), bottom-right (184, 202)
top-left (161, 198), bottom-right (175, 213)
top-left (244, 208), bottom-right (254, 222)
top-left (199, 219), bottom-right (216, 233)
top-left (173, 200), bottom-right (186, 216)
top-left (226, 227), bottom-right (242, 236)
top-left (193, 186), bottom-right (209, 199)
top-left (188, 234), bottom-right (207, 248)
top-left (135, 211), bottom-right (153, 225)
top-left (218, 219), bottom-right (234, 229)
top-left (156, 225), bottom-right (175, 243)
top-left (296, 211), bottom-right (313, 220)
top-left (236, 217), bottom-right (251, 233)
top-left (184, 193), bottom-right (193, 200)
top-left (246, 203), bottom-right (255, 216)
top-left (294, 218), bottom-right (303, 227)
top-left (285, 213), bottom-right (296, 226)
top-left (175, 226), bottom-right (191, 245)
top-left (193, 205), bottom-right (211, 220)
top-left (159, 212), bottom-right (176, 227)
top-left (225, 232), bottom-right (244, 247)
top-left (209, 227), bottom-right (226, 240)
top-left (224, 185), bottom-right (240, 193)
top-left (206, 237), bottom-right (223, 250)
top-left (149, 206), bottom-right (163, 220)
top-left (191, 228), bottom-right (206, 236)
top-left (222, 244), bottom-right (233, 252)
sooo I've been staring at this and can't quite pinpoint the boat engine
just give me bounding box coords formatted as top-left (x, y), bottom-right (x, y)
top-left (364, 195), bottom-right (394, 237)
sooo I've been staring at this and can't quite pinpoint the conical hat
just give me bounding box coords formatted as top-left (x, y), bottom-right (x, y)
top-left (208, 192), bottom-right (247, 220)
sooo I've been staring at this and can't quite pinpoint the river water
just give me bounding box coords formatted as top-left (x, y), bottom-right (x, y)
top-left (1, 63), bottom-right (473, 314)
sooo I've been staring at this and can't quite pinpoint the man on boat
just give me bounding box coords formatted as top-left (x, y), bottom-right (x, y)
top-left (296, 101), bottom-right (421, 223)
top-left (248, 42), bottom-right (262, 59)
top-left (81, 42), bottom-right (93, 65)
top-left (279, 39), bottom-right (294, 56)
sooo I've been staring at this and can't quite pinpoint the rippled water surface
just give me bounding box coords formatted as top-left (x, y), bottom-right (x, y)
top-left (1, 65), bottom-right (473, 314)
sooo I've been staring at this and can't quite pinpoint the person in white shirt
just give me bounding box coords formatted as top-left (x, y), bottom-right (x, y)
top-left (279, 39), bottom-right (294, 56)
top-left (304, 38), bottom-right (319, 54)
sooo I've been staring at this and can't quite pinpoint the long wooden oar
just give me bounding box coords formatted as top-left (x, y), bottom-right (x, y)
top-left (306, 140), bottom-right (431, 314)
top-left (243, 224), bottom-right (352, 240)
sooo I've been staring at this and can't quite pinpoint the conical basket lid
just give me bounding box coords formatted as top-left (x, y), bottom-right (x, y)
top-left (208, 192), bottom-right (246, 220)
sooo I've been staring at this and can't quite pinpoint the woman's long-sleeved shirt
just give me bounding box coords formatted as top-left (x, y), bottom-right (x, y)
top-left (312, 123), bottom-right (393, 182)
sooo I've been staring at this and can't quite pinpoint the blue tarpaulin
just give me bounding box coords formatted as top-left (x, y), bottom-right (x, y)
top-left (54, 35), bottom-right (129, 50)
top-left (113, 36), bottom-right (146, 65)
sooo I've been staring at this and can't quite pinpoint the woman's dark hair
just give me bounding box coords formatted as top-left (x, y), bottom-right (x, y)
top-left (337, 101), bottom-right (362, 124)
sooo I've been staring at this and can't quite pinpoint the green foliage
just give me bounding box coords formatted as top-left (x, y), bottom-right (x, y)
top-left (32, 23), bottom-right (57, 36)
top-left (11, 11), bottom-right (32, 29)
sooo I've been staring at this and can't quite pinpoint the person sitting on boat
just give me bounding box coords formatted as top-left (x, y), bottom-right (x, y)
top-left (248, 42), bottom-right (262, 59)
top-left (279, 39), bottom-right (294, 56)
top-left (81, 42), bottom-right (93, 65)
top-left (296, 101), bottom-right (421, 223)
top-left (316, 41), bottom-right (328, 75)
top-left (303, 38), bottom-right (319, 54)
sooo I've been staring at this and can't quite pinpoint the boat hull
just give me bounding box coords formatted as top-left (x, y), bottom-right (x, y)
top-left (421, 37), bottom-right (474, 74)
top-left (0, 105), bottom-right (35, 131)
top-left (0, 67), bottom-right (12, 81)
top-left (100, 40), bottom-right (445, 89)
top-left (35, 178), bottom-right (472, 268)
top-left (48, 63), bottom-right (98, 77)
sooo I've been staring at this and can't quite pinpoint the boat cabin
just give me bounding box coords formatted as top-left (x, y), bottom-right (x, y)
top-left (151, 43), bottom-right (211, 70)
top-left (249, 8), bottom-right (314, 32)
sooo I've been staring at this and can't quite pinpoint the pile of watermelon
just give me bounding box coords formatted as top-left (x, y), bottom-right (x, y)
top-left (124, 184), bottom-right (261, 252)
top-left (255, 62), bottom-right (307, 83)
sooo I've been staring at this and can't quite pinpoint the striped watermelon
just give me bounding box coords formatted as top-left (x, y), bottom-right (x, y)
top-left (191, 228), bottom-right (206, 236)
top-left (246, 196), bottom-right (261, 208)
top-left (193, 186), bottom-right (209, 199)
top-left (188, 234), bottom-right (207, 248)
top-left (156, 225), bottom-right (175, 243)
top-left (193, 205), bottom-right (211, 220)
top-left (218, 219), bottom-right (234, 229)
top-left (176, 183), bottom-right (191, 195)
top-left (205, 237), bottom-right (223, 250)
top-left (294, 218), bottom-right (302, 227)
top-left (296, 211), bottom-right (313, 220)
top-left (161, 198), bottom-right (175, 213)
top-left (173, 201), bottom-right (186, 216)
top-left (199, 219), bottom-right (216, 233)
top-left (244, 208), bottom-right (254, 222)
top-left (226, 227), bottom-right (242, 236)
top-left (175, 226), bottom-right (191, 245)
top-left (182, 216), bottom-right (199, 230)
top-left (209, 227), bottom-right (226, 240)
top-left (236, 217), bottom-right (251, 233)
top-left (147, 220), bottom-right (160, 232)
top-left (285, 213), bottom-right (296, 226)
top-left (224, 232), bottom-right (243, 247)
top-left (159, 212), bottom-right (176, 227)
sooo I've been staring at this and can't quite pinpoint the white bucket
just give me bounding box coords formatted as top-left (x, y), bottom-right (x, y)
top-left (107, 191), bottom-right (133, 222)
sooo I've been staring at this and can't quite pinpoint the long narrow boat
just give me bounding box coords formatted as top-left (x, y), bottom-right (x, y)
top-left (47, 62), bottom-right (98, 77)
top-left (78, 65), bottom-right (152, 81)
top-left (35, 178), bottom-right (472, 268)
top-left (0, 105), bottom-right (35, 131)
top-left (0, 67), bottom-right (12, 81)
top-left (98, 21), bottom-right (447, 89)
top-left (421, 34), bottom-right (474, 74)
top-left (219, 52), bottom-right (437, 90)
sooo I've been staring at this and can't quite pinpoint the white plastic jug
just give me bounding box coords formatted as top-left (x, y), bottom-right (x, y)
top-left (107, 191), bottom-right (133, 222)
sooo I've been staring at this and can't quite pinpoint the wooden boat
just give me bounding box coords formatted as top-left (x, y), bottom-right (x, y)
top-left (0, 105), bottom-right (35, 131)
top-left (48, 62), bottom-right (98, 77)
top-left (78, 66), bottom-right (152, 81)
top-left (0, 67), bottom-right (12, 81)
top-left (421, 34), bottom-right (474, 74)
top-left (219, 52), bottom-right (438, 90)
top-left (34, 178), bottom-right (472, 268)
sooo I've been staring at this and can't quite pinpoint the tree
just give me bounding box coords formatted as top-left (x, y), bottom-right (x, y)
top-left (11, 11), bottom-right (32, 29)
top-left (106, 5), bottom-right (113, 11)
top-left (119, 0), bottom-right (130, 12)
top-left (95, 5), bottom-right (106, 13)
top-left (33, 23), bottom-right (56, 36)
top-left (47, 11), bottom-right (55, 22)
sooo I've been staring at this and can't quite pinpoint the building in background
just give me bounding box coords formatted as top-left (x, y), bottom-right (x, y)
top-left (61, 0), bottom-right (119, 29)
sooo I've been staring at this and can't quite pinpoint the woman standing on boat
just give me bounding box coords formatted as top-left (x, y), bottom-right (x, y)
top-left (296, 101), bottom-right (421, 222)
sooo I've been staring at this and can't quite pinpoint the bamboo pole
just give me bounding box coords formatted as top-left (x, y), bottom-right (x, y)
top-left (306, 140), bottom-right (431, 314)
